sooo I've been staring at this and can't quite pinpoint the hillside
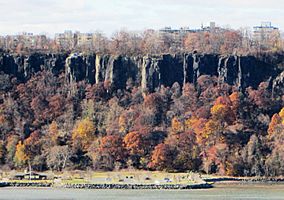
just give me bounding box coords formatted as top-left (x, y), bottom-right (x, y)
top-left (0, 51), bottom-right (284, 176)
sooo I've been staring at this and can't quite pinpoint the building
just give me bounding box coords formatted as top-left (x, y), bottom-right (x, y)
top-left (55, 30), bottom-right (75, 49)
top-left (159, 26), bottom-right (196, 34)
top-left (201, 22), bottom-right (220, 32)
top-left (159, 22), bottom-right (222, 35)
top-left (253, 22), bottom-right (280, 47)
top-left (0, 32), bottom-right (49, 51)
top-left (76, 32), bottom-right (94, 48)
top-left (55, 31), bottom-right (96, 49)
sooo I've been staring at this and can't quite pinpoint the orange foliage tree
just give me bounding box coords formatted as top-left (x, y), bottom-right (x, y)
top-left (268, 108), bottom-right (284, 137)
top-left (91, 135), bottom-right (127, 170)
top-left (124, 131), bottom-right (144, 155)
top-left (148, 143), bottom-right (177, 171)
top-left (185, 117), bottom-right (207, 144)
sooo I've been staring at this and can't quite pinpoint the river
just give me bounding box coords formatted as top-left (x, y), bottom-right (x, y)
top-left (1, 183), bottom-right (284, 200)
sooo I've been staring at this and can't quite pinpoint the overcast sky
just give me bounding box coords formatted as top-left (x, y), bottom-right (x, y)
top-left (0, 0), bottom-right (283, 36)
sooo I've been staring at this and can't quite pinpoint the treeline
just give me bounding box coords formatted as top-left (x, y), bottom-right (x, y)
top-left (3, 28), bottom-right (284, 55)
top-left (0, 70), bottom-right (284, 176)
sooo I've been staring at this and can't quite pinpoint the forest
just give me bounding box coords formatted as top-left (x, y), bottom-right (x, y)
top-left (0, 61), bottom-right (284, 177)
top-left (0, 25), bottom-right (284, 176)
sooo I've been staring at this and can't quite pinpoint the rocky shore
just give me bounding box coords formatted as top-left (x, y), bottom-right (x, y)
top-left (204, 177), bottom-right (284, 183)
top-left (0, 182), bottom-right (52, 188)
top-left (63, 183), bottom-right (213, 190)
top-left (0, 182), bottom-right (212, 190)
top-left (2, 177), bottom-right (284, 189)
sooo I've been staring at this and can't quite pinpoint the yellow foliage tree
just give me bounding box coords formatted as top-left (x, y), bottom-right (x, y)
top-left (171, 117), bottom-right (184, 133)
top-left (48, 121), bottom-right (60, 145)
top-left (211, 96), bottom-right (235, 125)
top-left (118, 114), bottom-right (127, 133)
top-left (72, 118), bottom-right (95, 150)
top-left (202, 119), bottom-right (226, 146)
top-left (279, 108), bottom-right (284, 120)
top-left (14, 141), bottom-right (29, 167)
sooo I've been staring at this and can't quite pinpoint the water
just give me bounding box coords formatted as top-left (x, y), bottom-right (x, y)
top-left (1, 184), bottom-right (284, 200)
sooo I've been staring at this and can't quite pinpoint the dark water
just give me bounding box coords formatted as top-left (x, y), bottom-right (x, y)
top-left (1, 184), bottom-right (284, 200)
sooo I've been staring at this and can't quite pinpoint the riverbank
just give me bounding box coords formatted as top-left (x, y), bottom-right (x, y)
top-left (2, 171), bottom-right (284, 190)
top-left (203, 176), bottom-right (284, 183)
top-left (0, 182), bottom-right (52, 188)
top-left (0, 182), bottom-right (212, 190)
top-left (63, 183), bottom-right (213, 190)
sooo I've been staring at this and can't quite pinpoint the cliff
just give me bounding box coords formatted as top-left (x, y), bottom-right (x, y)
top-left (0, 52), bottom-right (283, 92)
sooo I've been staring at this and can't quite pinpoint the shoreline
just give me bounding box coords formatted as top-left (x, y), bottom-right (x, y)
top-left (2, 174), bottom-right (284, 190)
top-left (0, 182), bottom-right (212, 190)
top-left (1, 180), bottom-right (284, 190)
top-left (203, 177), bottom-right (284, 183)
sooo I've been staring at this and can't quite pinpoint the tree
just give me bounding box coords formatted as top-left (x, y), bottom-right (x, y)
top-left (229, 92), bottom-right (240, 110)
top-left (72, 118), bottom-right (95, 150)
top-left (6, 135), bottom-right (20, 167)
top-left (110, 30), bottom-right (142, 55)
top-left (92, 32), bottom-right (109, 54)
top-left (148, 143), bottom-right (177, 171)
top-left (185, 117), bottom-right (207, 145)
top-left (93, 135), bottom-right (126, 170)
top-left (171, 131), bottom-right (201, 171)
top-left (279, 108), bottom-right (284, 119)
top-left (202, 142), bottom-right (229, 175)
top-left (124, 131), bottom-right (144, 155)
top-left (265, 124), bottom-right (284, 176)
top-left (14, 141), bottom-right (29, 167)
top-left (268, 108), bottom-right (284, 137)
top-left (123, 131), bottom-right (147, 168)
top-left (22, 131), bottom-right (43, 171)
top-left (46, 145), bottom-right (71, 171)
top-left (140, 29), bottom-right (164, 54)
top-left (139, 93), bottom-right (167, 127)
top-left (48, 121), bottom-right (60, 145)
top-left (266, 108), bottom-right (284, 176)
top-left (184, 32), bottom-right (200, 52)
top-left (220, 31), bottom-right (242, 54)
top-left (268, 114), bottom-right (282, 136)
top-left (211, 96), bottom-right (235, 125)
top-left (171, 117), bottom-right (184, 134)
top-left (47, 94), bottom-right (65, 120)
top-left (0, 140), bottom-right (5, 164)
top-left (242, 134), bottom-right (265, 176)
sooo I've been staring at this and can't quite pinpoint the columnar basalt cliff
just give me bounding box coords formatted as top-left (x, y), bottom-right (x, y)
top-left (0, 52), bottom-right (283, 92)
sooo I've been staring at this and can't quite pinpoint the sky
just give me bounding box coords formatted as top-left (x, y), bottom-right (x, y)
top-left (0, 0), bottom-right (283, 36)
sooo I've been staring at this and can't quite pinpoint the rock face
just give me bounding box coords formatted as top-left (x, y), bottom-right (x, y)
top-left (0, 52), bottom-right (283, 92)
top-left (0, 52), bottom-right (67, 81)
top-left (273, 71), bottom-right (284, 96)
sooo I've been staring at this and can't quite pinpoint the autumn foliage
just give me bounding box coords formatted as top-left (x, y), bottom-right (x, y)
top-left (0, 67), bottom-right (283, 176)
